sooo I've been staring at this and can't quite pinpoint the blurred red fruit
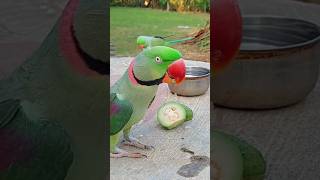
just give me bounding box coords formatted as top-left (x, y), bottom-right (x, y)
top-left (211, 0), bottom-right (242, 72)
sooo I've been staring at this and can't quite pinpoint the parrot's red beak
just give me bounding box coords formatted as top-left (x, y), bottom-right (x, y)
top-left (138, 45), bottom-right (145, 50)
top-left (163, 59), bottom-right (186, 84)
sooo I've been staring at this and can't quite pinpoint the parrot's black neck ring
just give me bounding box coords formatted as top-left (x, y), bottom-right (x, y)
top-left (132, 70), bottom-right (164, 86)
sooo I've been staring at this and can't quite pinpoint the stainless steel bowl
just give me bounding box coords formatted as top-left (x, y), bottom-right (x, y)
top-left (213, 16), bottom-right (320, 109)
top-left (169, 66), bottom-right (210, 96)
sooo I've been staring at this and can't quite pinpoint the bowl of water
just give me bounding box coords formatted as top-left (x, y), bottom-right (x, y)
top-left (169, 66), bottom-right (210, 96)
top-left (213, 16), bottom-right (320, 109)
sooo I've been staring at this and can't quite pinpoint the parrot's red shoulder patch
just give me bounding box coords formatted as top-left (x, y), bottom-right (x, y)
top-left (111, 104), bottom-right (120, 115)
top-left (0, 130), bottom-right (34, 170)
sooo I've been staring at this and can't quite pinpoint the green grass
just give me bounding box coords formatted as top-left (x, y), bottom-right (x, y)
top-left (110, 7), bottom-right (209, 56)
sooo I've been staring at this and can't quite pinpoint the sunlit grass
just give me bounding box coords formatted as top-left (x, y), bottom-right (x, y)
top-left (110, 7), bottom-right (209, 56)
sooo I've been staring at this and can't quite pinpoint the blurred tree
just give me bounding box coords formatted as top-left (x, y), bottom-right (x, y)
top-left (195, 0), bottom-right (209, 12)
top-left (170, 0), bottom-right (185, 12)
top-left (159, 0), bottom-right (170, 11)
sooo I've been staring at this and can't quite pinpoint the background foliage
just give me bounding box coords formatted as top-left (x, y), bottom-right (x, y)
top-left (110, 0), bottom-right (210, 12)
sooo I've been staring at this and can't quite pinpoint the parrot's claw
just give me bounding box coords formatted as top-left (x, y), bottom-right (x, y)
top-left (122, 137), bottom-right (154, 150)
top-left (110, 148), bottom-right (147, 158)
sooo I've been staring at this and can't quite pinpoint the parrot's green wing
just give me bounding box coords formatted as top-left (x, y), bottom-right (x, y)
top-left (110, 93), bottom-right (133, 135)
top-left (0, 99), bottom-right (73, 180)
top-left (137, 36), bottom-right (193, 49)
top-left (0, 99), bottom-right (20, 128)
top-left (165, 37), bottom-right (193, 46)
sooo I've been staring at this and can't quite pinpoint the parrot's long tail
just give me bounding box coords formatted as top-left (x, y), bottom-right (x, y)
top-left (166, 37), bottom-right (193, 46)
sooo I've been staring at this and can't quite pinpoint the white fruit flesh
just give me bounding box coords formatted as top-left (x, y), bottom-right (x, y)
top-left (157, 102), bottom-right (186, 129)
top-left (213, 131), bottom-right (243, 180)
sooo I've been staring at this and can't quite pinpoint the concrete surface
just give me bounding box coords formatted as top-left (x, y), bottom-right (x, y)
top-left (214, 0), bottom-right (320, 180)
top-left (110, 57), bottom-right (210, 180)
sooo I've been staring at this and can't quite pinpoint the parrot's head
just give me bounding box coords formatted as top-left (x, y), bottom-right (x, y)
top-left (137, 36), bottom-right (148, 49)
top-left (136, 36), bottom-right (165, 50)
top-left (131, 46), bottom-right (186, 85)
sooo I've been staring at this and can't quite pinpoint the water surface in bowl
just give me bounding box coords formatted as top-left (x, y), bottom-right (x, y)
top-left (240, 16), bottom-right (320, 51)
top-left (241, 42), bottom-right (281, 50)
top-left (185, 67), bottom-right (210, 78)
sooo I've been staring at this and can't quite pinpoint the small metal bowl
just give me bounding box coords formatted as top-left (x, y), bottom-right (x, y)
top-left (213, 16), bottom-right (320, 109)
top-left (169, 66), bottom-right (210, 96)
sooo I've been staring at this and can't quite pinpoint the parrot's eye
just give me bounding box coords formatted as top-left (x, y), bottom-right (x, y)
top-left (155, 56), bottom-right (162, 63)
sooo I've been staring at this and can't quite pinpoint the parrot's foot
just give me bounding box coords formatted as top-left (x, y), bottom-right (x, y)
top-left (110, 148), bottom-right (147, 158)
top-left (122, 137), bottom-right (154, 150)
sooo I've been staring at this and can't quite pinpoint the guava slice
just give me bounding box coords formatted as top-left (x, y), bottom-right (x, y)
top-left (180, 103), bottom-right (193, 121)
top-left (213, 130), bottom-right (266, 180)
top-left (213, 131), bottom-right (244, 180)
top-left (157, 102), bottom-right (189, 129)
top-left (222, 132), bottom-right (266, 180)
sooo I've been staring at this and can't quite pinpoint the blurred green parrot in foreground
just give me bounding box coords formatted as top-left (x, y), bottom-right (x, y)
top-left (137, 35), bottom-right (193, 50)
top-left (110, 46), bottom-right (186, 158)
top-left (0, 0), bottom-right (107, 179)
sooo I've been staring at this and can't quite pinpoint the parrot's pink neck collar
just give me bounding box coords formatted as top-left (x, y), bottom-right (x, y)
top-left (58, 0), bottom-right (108, 76)
top-left (59, 0), bottom-right (93, 76)
top-left (128, 59), bottom-right (139, 85)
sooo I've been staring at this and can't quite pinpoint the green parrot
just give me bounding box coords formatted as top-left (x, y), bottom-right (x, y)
top-left (110, 46), bottom-right (186, 158)
top-left (0, 0), bottom-right (107, 179)
top-left (137, 35), bottom-right (193, 50)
